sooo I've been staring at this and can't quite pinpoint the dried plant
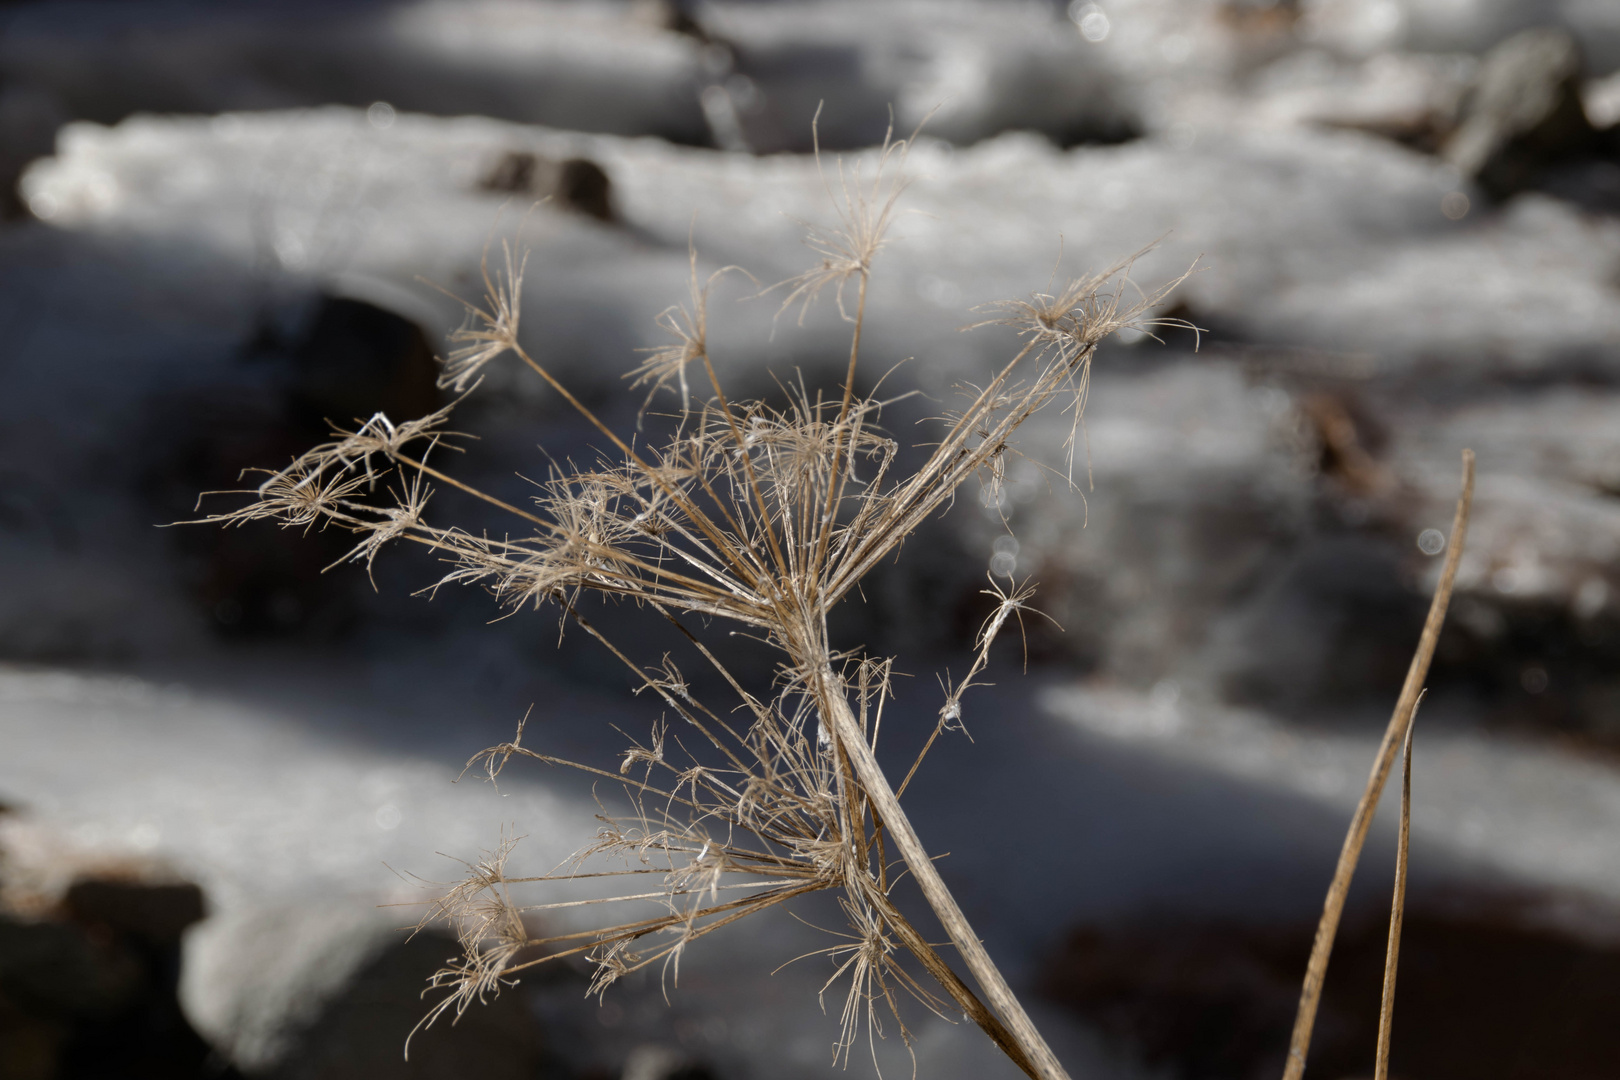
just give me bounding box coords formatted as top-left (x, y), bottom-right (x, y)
top-left (1281, 451), bottom-right (1474, 1080)
top-left (197, 129), bottom-right (1200, 1080)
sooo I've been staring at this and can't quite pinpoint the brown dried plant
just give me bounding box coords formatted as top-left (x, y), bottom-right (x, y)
top-left (1282, 451), bottom-right (1474, 1080)
top-left (197, 130), bottom-right (1193, 1080)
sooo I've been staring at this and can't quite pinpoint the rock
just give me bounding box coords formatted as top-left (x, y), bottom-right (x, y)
top-left (1539, 157), bottom-right (1620, 213)
top-left (63, 877), bottom-right (206, 946)
top-left (1039, 889), bottom-right (1620, 1080)
top-left (273, 930), bottom-right (553, 1080)
top-left (479, 151), bottom-right (615, 222)
top-left (1444, 27), bottom-right (1604, 199)
top-left (158, 293), bottom-right (441, 641)
top-left (629, 0), bottom-right (710, 41)
top-left (0, 827), bottom-right (224, 1080)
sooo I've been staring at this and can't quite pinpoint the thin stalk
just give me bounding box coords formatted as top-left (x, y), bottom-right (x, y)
top-left (1374, 712), bottom-right (1415, 1080)
top-left (392, 453), bottom-right (547, 528)
top-left (818, 667), bottom-right (1072, 1080)
top-left (1282, 448), bottom-right (1473, 1080)
top-left (815, 269), bottom-right (872, 585)
top-left (863, 885), bottom-right (1038, 1078)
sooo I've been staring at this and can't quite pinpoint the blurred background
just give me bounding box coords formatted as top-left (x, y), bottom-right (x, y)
top-left (3, 1), bottom-right (1620, 1077)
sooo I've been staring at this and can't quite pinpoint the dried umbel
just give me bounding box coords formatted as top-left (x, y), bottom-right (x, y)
top-left (197, 127), bottom-right (1191, 1080)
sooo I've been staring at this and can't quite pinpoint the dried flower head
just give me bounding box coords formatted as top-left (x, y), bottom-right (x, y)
top-left (197, 130), bottom-right (1199, 1080)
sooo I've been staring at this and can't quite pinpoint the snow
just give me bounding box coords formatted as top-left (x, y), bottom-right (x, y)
top-left (5, 4), bottom-right (1620, 1073)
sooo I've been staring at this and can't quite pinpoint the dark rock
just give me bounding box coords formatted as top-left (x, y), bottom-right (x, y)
top-left (0, 913), bottom-right (144, 1019)
top-left (162, 295), bottom-right (440, 640)
top-left (1040, 891), bottom-right (1620, 1080)
top-left (273, 931), bottom-right (556, 1080)
top-left (62, 877), bottom-right (206, 947)
top-left (285, 296), bottom-right (441, 429)
top-left (629, 0), bottom-right (712, 43)
top-left (1540, 157), bottom-right (1620, 213)
top-left (480, 151), bottom-right (615, 223)
top-left (0, 860), bottom-right (230, 1080)
top-left (1298, 391), bottom-right (1391, 498)
top-left (1445, 27), bottom-right (1604, 199)
top-left (182, 904), bottom-right (570, 1080)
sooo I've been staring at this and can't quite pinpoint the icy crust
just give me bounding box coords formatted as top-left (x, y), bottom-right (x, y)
top-left (0, 666), bottom-right (582, 1069)
top-left (3, 0), bottom-right (1614, 151)
top-left (12, 105), bottom-right (1620, 688)
top-left (945, 362), bottom-right (1315, 684)
top-left (1043, 680), bottom-right (1620, 929)
top-left (0, 665), bottom-right (1150, 1080)
top-left (1396, 389), bottom-right (1620, 608)
top-left (1299, 0), bottom-right (1620, 72)
top-left (702, 0), bottom-right (1140, 149)
top-left (10, 664), bottom-right (1620, 1077)
top-left (19, 106), bottom-right (1620, 387)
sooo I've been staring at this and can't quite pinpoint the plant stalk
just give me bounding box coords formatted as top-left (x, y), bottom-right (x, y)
top-left (1374, 713), bottom-right (1415, 1080)
top-left (1281, 448), bottom-right (1473, 1080)
top-left (819, 669), bottom-right (1072, 1080)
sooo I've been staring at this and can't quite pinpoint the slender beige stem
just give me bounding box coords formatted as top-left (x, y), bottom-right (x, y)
top-left (1282, 448), bottom-right (1473, 1080)
top-left (819, 670), bottom-right (1072, 1080)
top-left (1375, 710), bottom-right (1415, 1080)
top-left (394, 453), bottom-right (548, 527)
top-left (863, 886), bottom-right (1039, 1079)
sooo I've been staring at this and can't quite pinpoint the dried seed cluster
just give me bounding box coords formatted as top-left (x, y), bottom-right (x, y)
top-left (197, 125), bottom-right (1188, 1080)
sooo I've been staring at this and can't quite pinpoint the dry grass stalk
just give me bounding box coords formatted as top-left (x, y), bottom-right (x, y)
top-left (1374, 704), bottom-right (1416, 1080)
top-left (197, 129), bottom-right (1191, 1080)
top-left (1281, 449), bottom-right (1474, 1080)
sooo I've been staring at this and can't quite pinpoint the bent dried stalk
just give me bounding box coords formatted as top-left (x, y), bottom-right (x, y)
top-left (1281, 448), bottom-right (1474, 1080)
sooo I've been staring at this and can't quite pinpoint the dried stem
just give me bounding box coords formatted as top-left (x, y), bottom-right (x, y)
top-left (1374, 708), bottom-right (1416, 1080)
top-left (819, 673), bottom-right (1069, 1080)
top-left (1282, 448), bottom-right (1474, 1080)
